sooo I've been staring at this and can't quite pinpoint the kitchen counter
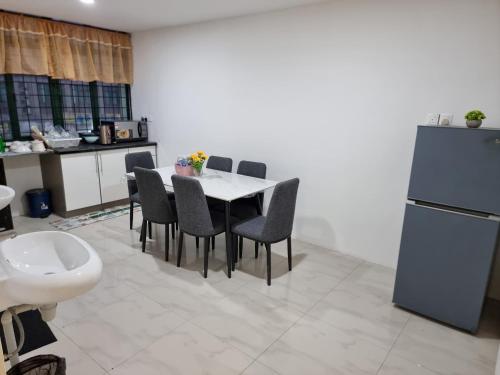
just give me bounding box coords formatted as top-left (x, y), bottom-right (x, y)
top-left (0, 141), bottom-right (157, 157)
top-left (0, 150), bottom-right (54, 158)
top-left (40, 141), bottom-right (158, 217)
top-left (51, 141), bottom-right (157, 155)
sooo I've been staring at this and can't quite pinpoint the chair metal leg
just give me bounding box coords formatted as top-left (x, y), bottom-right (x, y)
top-left (287, 237), bottom-right (292, 271)
top-left (165, 224), bottom-right (169, 261)
top-left (211, 236), bottom-right (215, 251)
top-left (203, 237), bottom-right (209, 278)
top-left (232, 235), bottom-right (238, 267)
top-left (176, 222), bottom-right (178, 230)
top-left (265, 243), bottom-right (271, 286)
top-left (129, 201), bottom-right (134, 230)
top-left (239, 236), bottom-right (243, 259)
top-left (141, 219), bottom-right (147, 253)
top-left (254, 241), bottom-right (259, 258)
top-left (177, 232), bottom-right (184, 267)
top-left (148, 221), bottom-right (152, 239)
top-left (171, 223), bottom-right (175, 239)
top-left (224, 201), bottom-right (232, 278)
top-left (196, 237), bottom-right (199, 249)
top-left (139, 218), bottom-right (144, 242)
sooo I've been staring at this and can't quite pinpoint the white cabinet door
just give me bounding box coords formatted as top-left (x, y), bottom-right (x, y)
top-left (128, 146), bottom-right (157, 167)
top-left (98, 148), bottom-right (129, 203)
top-left (61, 153), bottom-right (101, 211)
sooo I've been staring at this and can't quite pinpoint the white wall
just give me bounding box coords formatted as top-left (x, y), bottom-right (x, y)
top-left (4, 156), bottom-right (44, 216)
top-left (131, 0), bottom-right (500, 268)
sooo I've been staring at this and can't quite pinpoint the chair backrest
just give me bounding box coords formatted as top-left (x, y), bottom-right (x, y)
top-left (206, 156), bottom-right (232, 172)
top-left (237, 160), bottom-right (267, 213)
top-left (171, 175), bottom-right (214, 237)
top-left (262, 178), bottom-right (300, 243)
top-left (134, 167), bottom-right (176, 224)
top-left (237, 160), bottom-right (266, 179)
top-left (125, 152), bottom-right (155, 196)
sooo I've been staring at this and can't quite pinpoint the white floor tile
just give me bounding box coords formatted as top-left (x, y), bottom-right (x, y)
top-left (109, 322), bottom-right (253, 375)
top-left (259, 315), bottom-right (388, 375)
top-left (190, 288), bottom-right (303, 357)
top-left (7, 324), bottom-right (106, 375)
top-left (391, 316), bottom-right (498, 375)
top-left (9, 214), bottom-right (500, 375)
top-left (61, 292), bottom-right (185, 370)
top-left (378, 353), bottom-right (439, 375)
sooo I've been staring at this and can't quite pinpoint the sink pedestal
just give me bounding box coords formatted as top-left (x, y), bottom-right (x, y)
top-left (1, 305), bottom-right (36, 366)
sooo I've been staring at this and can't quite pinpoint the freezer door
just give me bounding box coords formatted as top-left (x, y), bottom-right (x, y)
top-left (393, 204), bottom-right (499, 332)
top-left (408, 126), bottom-right (500, 215)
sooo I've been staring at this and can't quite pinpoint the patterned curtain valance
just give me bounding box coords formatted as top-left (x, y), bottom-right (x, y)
top-left (0, 11), bottom-right (133, 84)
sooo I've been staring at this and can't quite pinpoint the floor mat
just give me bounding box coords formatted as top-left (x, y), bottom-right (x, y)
top-left (1, 309), bottom-right (57, 358)
top-left (50, 204), bottom-right (140, 231)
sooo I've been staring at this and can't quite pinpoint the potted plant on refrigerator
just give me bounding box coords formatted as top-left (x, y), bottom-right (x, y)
top-left (464, 110), bottom-right (486, 128)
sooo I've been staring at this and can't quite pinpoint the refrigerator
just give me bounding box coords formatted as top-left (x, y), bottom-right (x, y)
top-left (393, 125), bottom-right (500, 332)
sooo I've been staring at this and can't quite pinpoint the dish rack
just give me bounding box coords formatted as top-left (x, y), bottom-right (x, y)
top-left (45, 138), bottom-right (81, 149)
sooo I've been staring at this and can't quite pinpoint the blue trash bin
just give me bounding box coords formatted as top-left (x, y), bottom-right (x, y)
top-left (26, 189), bottom-right (51, 218)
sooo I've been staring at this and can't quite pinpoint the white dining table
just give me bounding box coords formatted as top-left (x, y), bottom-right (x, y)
top-left (126, 165), bottom-right (278, 278)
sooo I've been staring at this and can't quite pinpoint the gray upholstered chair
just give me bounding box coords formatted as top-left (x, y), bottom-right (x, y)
top-left (125, 152), bottom-right (156, 234)
top-left (206, 156), bottom-right (233, 172)
top-left (134, 167), bottom-right (178, 261)
top-left (232, 178), bottom-right (299, 285)
top-left (172, 175), bottom-right (235, 278)
top-left (232, 160), bottom-right (267, 260)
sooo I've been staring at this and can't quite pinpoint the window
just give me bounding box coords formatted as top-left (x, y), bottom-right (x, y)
top-left (59, 80), bottom-right (94, 132)
top-left (0, 74), bottom-right (132, 140)
top-left (96, 82), bottom-right (130, 121)
top-left (0, 76), bottom-right (12, 140)
top-left (13, 75), bottom-right (54, 137)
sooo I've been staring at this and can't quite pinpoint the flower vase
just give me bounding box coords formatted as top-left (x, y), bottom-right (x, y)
top-left (466, 120), bottom-right (482, 128)
top-left (193, 167), bottom-right (203, 177)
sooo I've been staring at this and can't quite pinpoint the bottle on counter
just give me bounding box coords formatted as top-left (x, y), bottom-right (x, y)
top-left (0, 136), bottom-right (6, 153)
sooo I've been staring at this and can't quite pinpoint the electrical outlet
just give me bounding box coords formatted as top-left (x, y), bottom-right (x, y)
top-left (424, 113), bottom-right (440, 125)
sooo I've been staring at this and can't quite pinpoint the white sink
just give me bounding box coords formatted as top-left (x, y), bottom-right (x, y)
top-left (0, 231), bottom-right (102, 308)
top-left (0, 185), bottom-right (15, 211)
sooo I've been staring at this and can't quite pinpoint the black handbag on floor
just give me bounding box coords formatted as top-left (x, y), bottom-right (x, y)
top-left (7, 355), bottom-right (66, 375)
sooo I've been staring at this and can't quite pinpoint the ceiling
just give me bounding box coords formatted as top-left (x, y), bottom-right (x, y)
top-left (0, 0), bottom-right (326, 32)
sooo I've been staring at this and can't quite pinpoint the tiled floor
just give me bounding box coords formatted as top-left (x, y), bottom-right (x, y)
top-left (8, 213), bottom-right (500, 374)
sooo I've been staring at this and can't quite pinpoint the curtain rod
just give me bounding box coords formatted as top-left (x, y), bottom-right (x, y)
top-left (0, 9), bottom-right (130, 35)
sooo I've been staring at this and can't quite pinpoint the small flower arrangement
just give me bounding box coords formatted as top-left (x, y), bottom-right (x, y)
top-left (189, 151), bottom-right (208, 176)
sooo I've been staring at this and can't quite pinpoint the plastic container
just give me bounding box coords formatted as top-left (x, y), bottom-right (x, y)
top-left (26, 189), bottom-right (51, 218)
top-left (7, 355), bottom-right (66, 375)
top-left (175, 164), bottom-right (194, 176)
top-left (45, 138), bottom-right (80, 149)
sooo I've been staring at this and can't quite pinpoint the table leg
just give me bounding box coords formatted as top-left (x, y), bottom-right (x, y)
top-left (256, 194), bottom-right (263, 216)
top-left (224, 201), bottom-right (232, 278)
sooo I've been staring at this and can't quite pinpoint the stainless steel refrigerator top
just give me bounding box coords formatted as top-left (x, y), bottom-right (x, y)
top-left (408, 126), bottom-right (500, 215)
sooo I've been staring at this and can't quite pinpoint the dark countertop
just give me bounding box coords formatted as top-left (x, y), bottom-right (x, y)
top-left (51, 141), bottom-right (157, 154)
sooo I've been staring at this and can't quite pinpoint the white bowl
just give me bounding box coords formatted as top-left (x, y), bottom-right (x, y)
top-left (82, 135), bottom-right (99, 144)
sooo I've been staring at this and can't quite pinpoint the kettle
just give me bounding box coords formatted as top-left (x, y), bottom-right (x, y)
top-left (99, 123), bottom-right (115, 145)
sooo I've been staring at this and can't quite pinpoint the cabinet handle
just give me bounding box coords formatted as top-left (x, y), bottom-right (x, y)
top-left (95, 154), bottom-right (99, 175)
top-left (99, 154), bottom-right (103, 175)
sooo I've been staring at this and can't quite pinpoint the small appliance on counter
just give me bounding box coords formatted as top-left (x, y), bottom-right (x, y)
top-left (99, 122), bottom-right (115, 144)
top-left (101, 120), bottom-right (148, 143)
